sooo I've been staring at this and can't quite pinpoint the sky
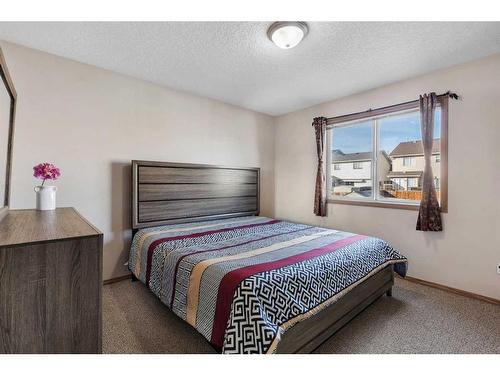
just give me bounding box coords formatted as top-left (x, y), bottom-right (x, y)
top-left (332, 109), bottom-right (441, 154)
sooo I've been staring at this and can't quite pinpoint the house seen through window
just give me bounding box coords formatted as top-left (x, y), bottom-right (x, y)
top-left (328, 106), bottom-right (444, 207)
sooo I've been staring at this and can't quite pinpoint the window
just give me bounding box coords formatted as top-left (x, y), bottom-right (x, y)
top-left (353, 162), bottom-right (363, 169)
top-left (392, 178), bottom-right (404, 190)
top-left (403, 157), bottom-right (416, 167)
top-left (330, 121), bottom-right (373, 199)
top-left (434, 177), bottom-right (440, 189)
top-left (407, 177), bottom-right (419, 188)
top-left (326, 97), bottom-right (448, 211)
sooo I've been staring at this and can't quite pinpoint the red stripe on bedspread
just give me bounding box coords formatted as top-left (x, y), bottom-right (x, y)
top-left (169, 225), bottom-right (312, 308)
top-left (210, 234), bottom-right (367, 349)
top-left (145, 219), bottom-right (280, 285)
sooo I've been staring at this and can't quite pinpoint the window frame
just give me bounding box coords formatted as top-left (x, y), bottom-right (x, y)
top-left (352, 162), bottom-right (363, 169)
top-left (407, 177), bottom-right (419, 188)
top-left (326, 96), bottom-right (448, 213)
top-left (403, 156), bottom-right (416, 167)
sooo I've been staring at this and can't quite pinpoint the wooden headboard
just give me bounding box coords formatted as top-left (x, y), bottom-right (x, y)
top-left (132, 160), bottom-right (260, 229)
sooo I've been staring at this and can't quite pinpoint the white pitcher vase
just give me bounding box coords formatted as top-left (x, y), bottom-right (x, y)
top-left (34, 185), bottom-right (57, 210)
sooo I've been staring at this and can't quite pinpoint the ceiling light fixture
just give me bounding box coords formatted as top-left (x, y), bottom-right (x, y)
top-left (267, 22), bottom-right (309, 49)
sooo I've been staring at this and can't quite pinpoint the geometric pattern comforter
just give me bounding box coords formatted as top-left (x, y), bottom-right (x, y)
top-left (128, 216), bottom-right (407, 354)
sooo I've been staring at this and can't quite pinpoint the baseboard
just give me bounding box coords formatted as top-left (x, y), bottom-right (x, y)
top-left (103, 274), bottom-right (132, 285)
top-left (398, 275), bottom-right (500, 306)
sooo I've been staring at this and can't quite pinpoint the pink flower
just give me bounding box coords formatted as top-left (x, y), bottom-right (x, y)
top-left (33, 163), bottom-right (61, 186)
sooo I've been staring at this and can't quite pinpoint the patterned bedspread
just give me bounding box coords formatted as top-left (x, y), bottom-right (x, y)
top-left (128, 216), bottom-right (407, 354)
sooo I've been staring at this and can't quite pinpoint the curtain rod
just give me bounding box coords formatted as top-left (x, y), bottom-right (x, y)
top-left (325, 91), bottom-right (459, 125)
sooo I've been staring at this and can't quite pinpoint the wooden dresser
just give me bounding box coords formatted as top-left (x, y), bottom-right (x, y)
top-left (0, 207), bottom-right (103, 353)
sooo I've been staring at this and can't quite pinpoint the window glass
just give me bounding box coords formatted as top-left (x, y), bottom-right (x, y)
top-left (378, 109), bottom-right (441, 203)
top-left (403, 157), bottom-right (415, 166)
top-left (330, 121), bottom-right (373, 199)
top-left (353, 162), bottom-right (363, 169)
top-left (434, 177), bottom-right (440, 189)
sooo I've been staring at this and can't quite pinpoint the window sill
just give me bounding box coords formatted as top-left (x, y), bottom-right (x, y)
top-left (327, 198), bottom-right (448, 213)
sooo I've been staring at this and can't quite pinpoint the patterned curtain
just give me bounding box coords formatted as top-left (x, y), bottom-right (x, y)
top-left (416, 93), bottom-right (443, 231)
top-left (312, 117), bottom-right (327, 217)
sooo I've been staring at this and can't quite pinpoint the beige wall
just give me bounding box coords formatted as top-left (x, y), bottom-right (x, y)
top-left (275, 54), bottom-right (500, 299)
top-left (0, 41), bottom-right (275, 281)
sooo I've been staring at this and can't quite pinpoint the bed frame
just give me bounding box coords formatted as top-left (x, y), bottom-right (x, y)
top-left (131, 160), bottom-right (394, 354)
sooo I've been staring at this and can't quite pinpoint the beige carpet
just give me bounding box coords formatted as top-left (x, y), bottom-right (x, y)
top-left (103, 278), bottom-right (500, 354)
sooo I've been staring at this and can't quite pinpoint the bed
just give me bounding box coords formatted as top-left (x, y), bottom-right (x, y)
top-left (129, 160), bottom-right (407, 354)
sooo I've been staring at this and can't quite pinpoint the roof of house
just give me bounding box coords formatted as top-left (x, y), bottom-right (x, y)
top-left (332, 150), bottom-right (391, 163)
top-left (389, 139), bottom-right (440, 157)
top-left (332, 151), bottom-right (371, 162)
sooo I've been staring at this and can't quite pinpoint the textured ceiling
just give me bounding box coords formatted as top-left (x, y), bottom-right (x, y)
top-left (0, 22), bottom-right (499, 115)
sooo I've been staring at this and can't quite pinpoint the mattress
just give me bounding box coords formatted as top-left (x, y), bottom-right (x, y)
top-left (128, 216), bottom-right (407, 353)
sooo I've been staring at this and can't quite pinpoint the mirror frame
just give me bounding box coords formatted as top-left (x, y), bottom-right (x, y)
top-left (0, 46), bottom-right (17, 221)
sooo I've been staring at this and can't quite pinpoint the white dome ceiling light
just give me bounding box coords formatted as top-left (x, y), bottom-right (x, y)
top-left (267, 22), bottom-right (309, 49)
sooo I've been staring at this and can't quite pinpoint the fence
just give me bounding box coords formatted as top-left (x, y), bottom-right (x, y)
top-left (393, 190), bottom-right (440, 201)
